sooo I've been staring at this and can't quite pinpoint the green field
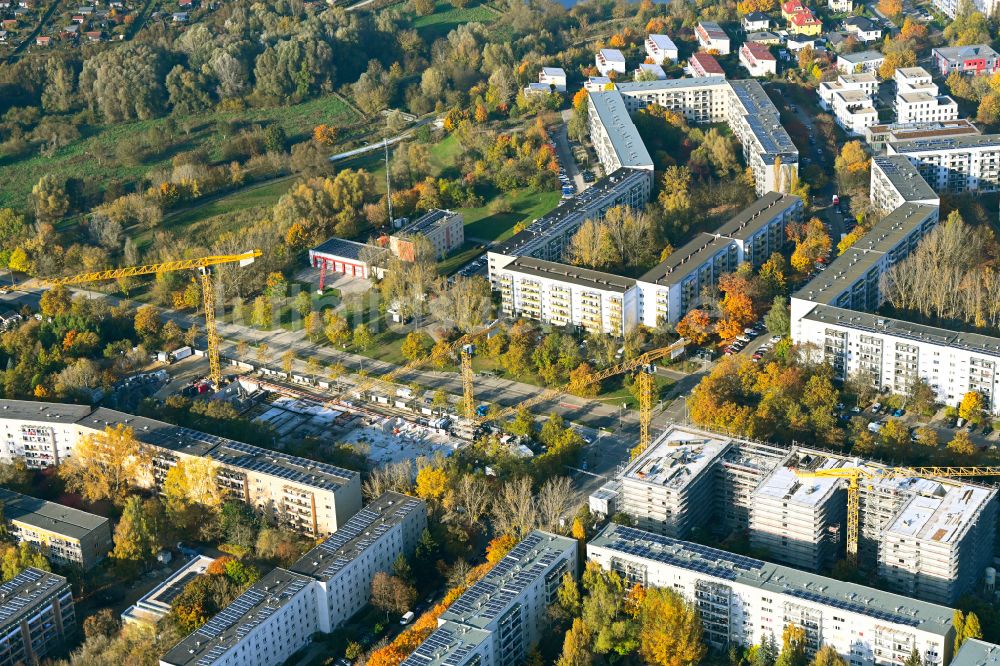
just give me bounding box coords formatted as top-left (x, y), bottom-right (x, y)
top-left (0, 94), bottom-right (360, 210)
top-left (411, 0), bottom-right (498, 39)
top-left (460, 189), bottom-right (562, 242)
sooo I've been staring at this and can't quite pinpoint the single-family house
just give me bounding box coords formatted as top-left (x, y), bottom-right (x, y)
top-left (35, 35), bottom-right (50, 45)
top-left (743, 11), bottom-right (771, 32)
top-left (747, 30), bottom-right (782, 45)
top-left (171, 11), bottom-right (187, 21)
top-left (829, 0), bottom-right (852, 11)
top-left (843, 16), bottom-right (882, 42)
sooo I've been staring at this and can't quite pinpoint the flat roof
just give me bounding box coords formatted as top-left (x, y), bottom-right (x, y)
top-left (124, 554), bottom-right (216, 623)
top-left (793, 203), bottom-right (938, 306)
top-left (0, 568), bottom-right (69, 631)
top-left (872, 155), bottom-right (938, 202)
top-left (839, 49), bottom-right (885, 63)
top-left (647, 34), bottom-right (676, 50)
top-left (590, 523), bottom-right (955, 636)
top-left (398, 209), bottom-right (458, 236)
top-left (713, 192), bottom-right (801, 240)
top-left (588, 91), bottom-right (654, 169)
top-left (290, 492), bottom-right (423, 581)
top-left (799, 304), bottom-right (1000, 357)
top-left (616, 76), bottom-right (726, 93)
top-left (439, 531), bottom-right (575, 630)
top-left (689, 52), bottom-right (725, 74)
top-left (502, 256), bottom-right (636, 293)
top-left (599, 48), bottom-right (625, 61)
top-left (494, 167), bottom-right (648, 256)
top-left (638, 233), bottom-right (736, 286)
top-left (162, 568), bottom-right (314, 666)
top-left (952, 639), bottom-right (1000, 666)
top-left (728, 79), bottom-right (799, 156)
top-left (890, 133), bottom-right (1000, 153)
top-left (0, 488), bottom-right (108, 541)
top-left (754, 450), bottom-right (852, 508)
top-left (885, 485), bottom-right (995, 544)
top-left (400, 620), bottom-right (491, 666)
top-left (0, 399), bottom-right (94, 425)
top-left (933, 44), bottom-right (999, 61)
top-left (621, 426), bottom-right (731, 490)
top-left (541, 67), bottom-right (565, 76)
top-left (698, 21), bottom-right (727, 38)
top-left (868, 119), bottom-right (980, 142)
top-left (85, 406), bottom-right (359, 493)
top-left (306, 237), bottom-right (373, 262)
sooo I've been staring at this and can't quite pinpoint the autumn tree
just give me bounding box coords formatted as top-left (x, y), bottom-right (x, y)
top-left (959, 391), bottom-right (986, 424)
top-left (31, 174), bottom-right (69, 224)
top-left (947, 431), bottom-right (976, 457)
top-left (415, 464), bottom-right (448, 501)
top-left (371, 571), bottom-right (417, 619)
top-left (557, 618), bottom-right (594, 666)
top-left (833, 141), bottom-right (870, 193)
top-left (1, 542), bottom-right (50, 581)
top-left (567, 363), bottom-right (599, 398)
top-left (112, 496), bottom-right (164, 564)
top-left (790, 218), bottom-right (832, 274)
top-left (811, 645), bottom-right (848, 666)
top-left (636, 586), bottom-right (705, 666)
top-left (877, 0), bottom-right (902, 20)
top-left (323, 311), bottom-right (349, 347)
top-left (401, 331), bottom-right (433, 361)
top-left (60, 425), bottom-right (152, 505)
top-left (676, 309), bottom-right (712, 345)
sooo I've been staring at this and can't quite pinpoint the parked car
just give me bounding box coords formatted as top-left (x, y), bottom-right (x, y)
top-left (870, 402), bottom-right (882, 414)
top-left (769, 335), bottom-right (782, 344)
top-left (893, 408), bottom-right (905, 417)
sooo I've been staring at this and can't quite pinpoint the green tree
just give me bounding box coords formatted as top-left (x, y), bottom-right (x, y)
top-left (1, 542), bottom-right (50, 581)
top-left (323, 311), bottom-right (349, 346)
top-left (31, 174), bottom-right (69, 223)
top-left (401, 331), bottom-right (433, 361)
top-left (765, 296), bottom-right (790, 337)
top-left (902, 649), bottom-right (921, 666)
top-left (112, 496), bottom-right (162, 563)
top-left (353, 324), bottom-right (375, 351)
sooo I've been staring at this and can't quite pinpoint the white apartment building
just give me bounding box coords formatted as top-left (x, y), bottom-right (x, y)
top-left (0, 400), bottom-right (363, 537)
top-left (696, 21), bottom-right (731, 54)
top-left (635, 63), bottom-right (666, 80)
top-left (818, 73), bottom-right (879, 135)
top-left (864, 119), bottom-right (981, 154)
top-left (289, 492), bottom-right (427, 633)
top-left (893, 67), bottom-right (958, 125)
top-left (869, 155), bottom-right (940, 215)
top-left (587, 91), bottom-right (655, 175)
top-left (837, 49), bottom-right (885, 75)
top-left (739, 41), bottom-right (777, 77)
top-left (162, 493), bottom-right (426, 666)
top-left (843, 16), bottom-right (882, 42)
top-left (588, 523), bottom-right (957, 665)
top-left (537, 67), bottom-right (566, 92)
top-left (615, 76), bottom-right (729, 123)
top-left (401, 531), bottom-right (577, 666)
top-left (953, 639), bottom-right (1000, 665)
top-left (645, 33), bottom-right (678, 64)
top-left (595, 48), bottom-right (626, 76)
top-left (886, 134), bottom-right (1000, 194)
top-left (637, 192), bottom-right (802, 326)
top-left (790, 202), bottom-right (939, 325)
top-left (930, 0), bottom-right (999, 19)
top-left (487, 167), bottom-right (652, 276)
top-left (161, 568), bottom-right (320, 666)
top-left (492, 255), bottom-right (639, 336)
top-left (688, 52), bottom-right (726, 77)
top-left (584, 76), bottom-right (612, 92)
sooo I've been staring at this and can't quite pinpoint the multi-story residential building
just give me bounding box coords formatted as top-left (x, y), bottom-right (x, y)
top-left (789, 202), bottom-right (940, 325)
top-left (610, 423), bottom-right (998, 603)
top-left (492, 256), bottom-right (638, 336)
top-left (289, 492), bottom-right (426, 633)
top-left (837, 49), bottom-right (885, 75)
top-left (587, 524), bottom-right (956, 665)
top-left (929, 0), bottom-right (999, 20)
top-left (160, 568), bottom-right (319, 666)
top-left (615, 77), bottom-right (729, 122)
top-left (886, 134), bottom-right (1000, 194)
top-left (0, 401), bottom-right (363, 538)
top-left (739, 41), bottom-right (777, 77)
top-left (894, 67), bottom-right (958, 125)
top-left (537, 67), bottom-right (566, 91)
top-left (635, 63), bottom-right (666, 80)
top-left (401, 531), bottom-right (577, 666)
top-left (932, 44), bottom-right (1000, 77)
top-left (645, 33), bottom-right (678, 64)
top-left (688, 52), bottom-right (726, 77)
top-left (869, 155), bottom-right (941, 214)
top-left (695, 21), bottom-right (730, 53)
top-left (0, 568), bottom-right (76, 666)
top-left (843, 15), bottom-right (882, 41)
top-left (487, 167), bottom-right (652, 278)
top-left (864, 119), bottom-right (981, 154)
top-left (584, 76), bottom-right (612, 92)
top-left (637, 193), bottom-right (802, 326)
top-left (818, 73), bottom-right (878, 135)
top-left (829, 0), bottom-right (853, 11)
top-left (742, 11), bottom-right (771, 31)
top-left (0, 488), bottom-right (111, 570)
top-left (162, 494), bottom-right (426, 666)
top-left (390, 209), bottom-right (464, 261)
top-left (595, 48), bottom-right (626, 76)
top-left (795, 305), bottom-right (1000, 415)
top-left (587, 91), bottom-right (655, 175)
top-left (726, 80), bottom-right (800, 195)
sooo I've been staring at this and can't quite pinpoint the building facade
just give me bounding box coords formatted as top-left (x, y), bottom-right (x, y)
top-left (696, 21), bottom-right (730, 53)
top-left (869, 155), bottom-right (941, 215)
top-left (893, 67), bottom-right (958, 125)
top-left (588, 524), bottom-right (956, 665)
top-left (0, 401), bottom-right (363, 538)
top-left (390, 209), bottom-right (464, 261)
top-left (596, 48), bottom-right (626, 75)
top-left (0, 488), bottom-right (111, 570)
top-left (739, 41), bottom-right (777, 77)
top-left (0, 568), bottom-right (75, 666)
top-left (308, 238), bottom-right (384, 282)
top-left (837, 50), bottom-right (885, 75)
top-left (886, 134), bottom-right (1000, 194)
top-left (645, 33), bottom-right (678, 64)
top-left (818, 73), bottom-right (878, 136)
top-left (401, 531), bottom-right (577, 666)
top-left (864, 119), bottom-right (981, 155)
top-left (492, 255), bottom-right (639, 336)
top-left (538, 67), bottom-right (566, 91)
top-left (587, 91), bottom-right (655, 175)
top-left (932, 45), bottom-right (1000, 77)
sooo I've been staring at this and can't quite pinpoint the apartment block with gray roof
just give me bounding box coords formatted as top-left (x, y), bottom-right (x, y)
top-left (0, 568), bottom-right (75, 666)
top-left (0, 488), bottom-right (111, 570)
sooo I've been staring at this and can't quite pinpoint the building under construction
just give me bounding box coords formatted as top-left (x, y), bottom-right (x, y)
top-left (607, 423), bottom-right (998, 605)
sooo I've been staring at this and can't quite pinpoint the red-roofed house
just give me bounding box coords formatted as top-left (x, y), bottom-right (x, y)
top-left (740, 41), bottom-right (778, 77)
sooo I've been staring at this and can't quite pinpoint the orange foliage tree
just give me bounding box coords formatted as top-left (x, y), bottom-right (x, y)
top-left (676, 309), bottom-right (712, 345)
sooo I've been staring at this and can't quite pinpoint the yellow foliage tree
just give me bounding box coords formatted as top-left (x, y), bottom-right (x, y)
top-left (59, 425), bottom-right (152, 505)
top-left (636, 586), bottom-right (706, 666)
top-left (415, 466), bottom-right (449, 500)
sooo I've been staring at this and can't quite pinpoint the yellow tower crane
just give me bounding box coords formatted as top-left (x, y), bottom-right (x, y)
top-left (794, 465), bottom-right (1000, 567)
top-left (474, 338), bottom-right (686, 450)
top-left (42, 251), bottom-right (262, 388)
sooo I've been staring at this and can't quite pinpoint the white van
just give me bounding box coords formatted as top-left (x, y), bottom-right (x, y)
top-left (400, 611), bottom-right (415, 625)
top-left (868, 421), bottom-right (883, 433)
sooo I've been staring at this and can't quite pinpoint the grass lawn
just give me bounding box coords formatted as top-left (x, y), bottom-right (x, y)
top-left (0, 94), bottom-right (360, 210)
top-left (460, 189), bottom-right (562, 242)
top-left (595, 376), bottom-right (674, 409)
top-left (411, 0), bottom-right (498, 40)
top-left (428, 133), bottom-right (463, 178)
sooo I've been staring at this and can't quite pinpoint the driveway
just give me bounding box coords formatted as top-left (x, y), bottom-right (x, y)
top-left (557, 110), bottom-right (588, 193)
